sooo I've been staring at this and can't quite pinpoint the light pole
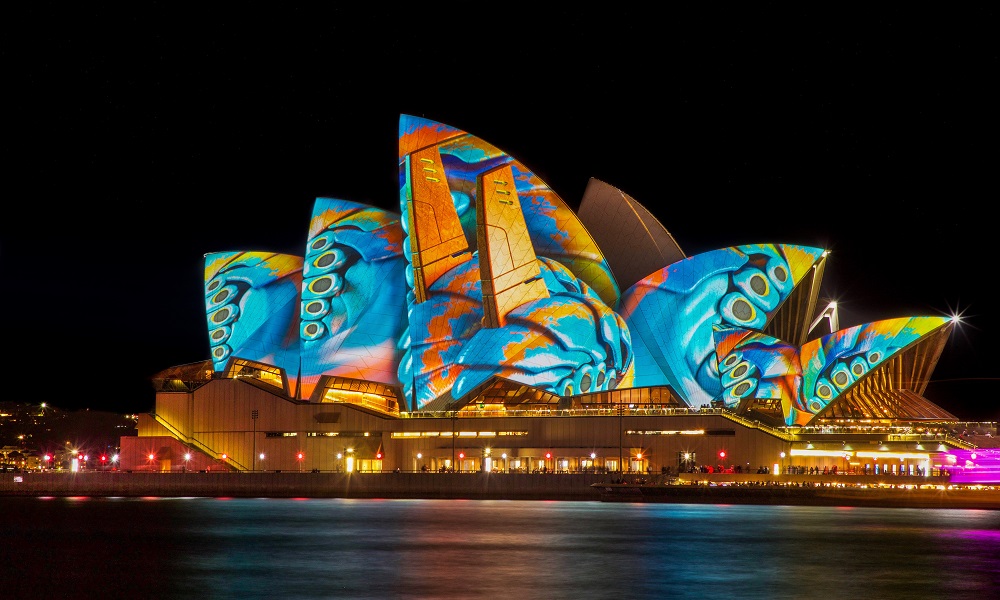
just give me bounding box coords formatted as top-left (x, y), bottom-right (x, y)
top-left (618, 402), bottom-right (624, 473)
top-left (451, 410), bottom-right (457, 471)
top-left (251, 409), bottom-right (259, 472)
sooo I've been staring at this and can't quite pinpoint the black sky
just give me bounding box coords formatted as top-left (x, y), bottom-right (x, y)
top-left (4, 7), bottom-right (997, 420)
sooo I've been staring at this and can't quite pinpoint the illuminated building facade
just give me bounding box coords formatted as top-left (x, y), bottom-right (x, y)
top-left (119, 115), bottom-right (978, 478)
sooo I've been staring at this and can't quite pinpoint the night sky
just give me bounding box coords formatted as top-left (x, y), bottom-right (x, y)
top-left (4, 7), bottom-right (997, 420)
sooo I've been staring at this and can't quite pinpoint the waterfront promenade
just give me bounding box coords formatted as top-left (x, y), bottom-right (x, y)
top-left (0, 471), bottom-right (607, 501)
top-left (3, 470), bottom-right (1000, 509)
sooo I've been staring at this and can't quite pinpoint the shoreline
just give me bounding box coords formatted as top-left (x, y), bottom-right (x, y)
top-left (592, 482), bottom-right (1000, 510)
top-left (3, 471), bottom-right (1000, 509)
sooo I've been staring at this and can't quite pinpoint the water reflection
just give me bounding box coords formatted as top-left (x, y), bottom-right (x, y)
top-left (2, 497), bottom-right (999, 599)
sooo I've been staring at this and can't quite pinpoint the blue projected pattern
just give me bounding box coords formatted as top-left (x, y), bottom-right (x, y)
top-left (204, 251), bottom-right (303, 395)
top-left (618, 244), bottom-right (825, 407)
top-left (199, 115), bottom-right (951, 425)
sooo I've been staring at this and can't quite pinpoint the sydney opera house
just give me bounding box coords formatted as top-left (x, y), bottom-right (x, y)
top-left (119, 115), bottom-right (989, 480)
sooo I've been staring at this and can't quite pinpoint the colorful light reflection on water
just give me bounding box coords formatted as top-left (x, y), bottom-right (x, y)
top-left (2, 497), bottom-right (999, 599)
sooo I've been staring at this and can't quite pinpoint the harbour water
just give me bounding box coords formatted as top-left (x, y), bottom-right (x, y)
top-left (2, 497), bottom-right (999, 599)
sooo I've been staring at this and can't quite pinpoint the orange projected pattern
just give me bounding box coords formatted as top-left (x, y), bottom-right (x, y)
top-left (399, 139), bottom-right (634, 409)
top-left (398, 114), bottom-right (619, 308)
top-left (477, 164), bottom-right (549, 328)
top-left (194, 114), bottom-right (954, 427)
top-left (453, 256), bottom-right (635, 400)
top-left (406, 145), bottom-right (470, 303)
